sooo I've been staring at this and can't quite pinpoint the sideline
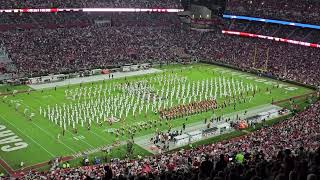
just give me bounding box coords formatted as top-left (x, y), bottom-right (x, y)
top-left (28, 68), bottom-right (162, 90)
top-left (0, 158), bottom-right (14, 175)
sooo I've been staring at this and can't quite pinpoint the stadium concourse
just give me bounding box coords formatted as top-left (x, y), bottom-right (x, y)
top-left (0, 0), bottom-right (320, 180)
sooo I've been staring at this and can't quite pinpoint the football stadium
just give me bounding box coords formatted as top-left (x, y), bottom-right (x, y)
top-left (0, 0), bottom-right (319, 179)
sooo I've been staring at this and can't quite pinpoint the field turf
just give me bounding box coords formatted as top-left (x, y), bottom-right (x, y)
top-left (0, 63), bottom-right (314, 172)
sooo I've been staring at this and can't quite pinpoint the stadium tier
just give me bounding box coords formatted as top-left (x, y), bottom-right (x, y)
top-left (1, 20), bottom-right (320, 86)
top-left (226, 0), bottom-right (320, 25)
top-left (224, 20), bottom-right (320, 44)
top-left (1, 25), bottom-right (198, 75)
top-left (0, 12), bottom-right (181, 31)
top-left (0, 0), bottom-right (183, 9)
top-left (0, 2), bottom-right (319, 180)
top-left (223, 15), bottom-right (320, 30)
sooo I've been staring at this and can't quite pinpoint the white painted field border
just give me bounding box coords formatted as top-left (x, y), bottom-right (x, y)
top-left (0, 154), bottom-right (13, 173)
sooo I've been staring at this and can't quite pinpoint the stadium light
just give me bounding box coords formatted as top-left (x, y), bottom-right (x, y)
top-left (222, 30), bottom-right (320, 48)
top-left (1, 7), bottom-right (319, 31)
top-left (0, 8), bottom-right (184, 13)
top-left (223, 14), bottom-right (320, 30)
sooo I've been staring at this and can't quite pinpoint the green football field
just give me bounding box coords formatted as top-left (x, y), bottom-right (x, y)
top-left (0, 63), bottom-right (314, 172)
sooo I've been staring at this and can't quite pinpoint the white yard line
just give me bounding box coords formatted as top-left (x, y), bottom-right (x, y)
top-left (15, 109), bottom-right (67, 153)
top-left (0, 114), bottom-right (56, 157)
top-left (20, 100), bottom-right (96, 149)
top-left (90, 130), bottom-right (108, 142)
top-left (30, 98), bottom-right (116, 151)
top-left (31, 122), bottom-right (77, 154)
top-left (74, 136), bottom-right (95, 149)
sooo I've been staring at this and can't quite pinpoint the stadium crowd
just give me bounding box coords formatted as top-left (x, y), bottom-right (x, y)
top-left (0, 12), bottom-right (92, 30)
top-left (196, 33), bottom-right (320, 87)
top-left (224, 20), bottom-right (320, 44)
top-left (1, 21), bottom-right (320, 87)
top-left (0, 6), bottom-right (320, 179)
top-left (0, 0), bottom-right (319, 24)
top-left (0, 24), bottom-right (198, 77)
top-left (226, 0), bottom-right (320, 25)
top-left (0, 12), bottom-right (181, 32)
top-left (0, 0), bottom-right (182, 9)
top-left (15, 100), bottom-right (320, 179)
